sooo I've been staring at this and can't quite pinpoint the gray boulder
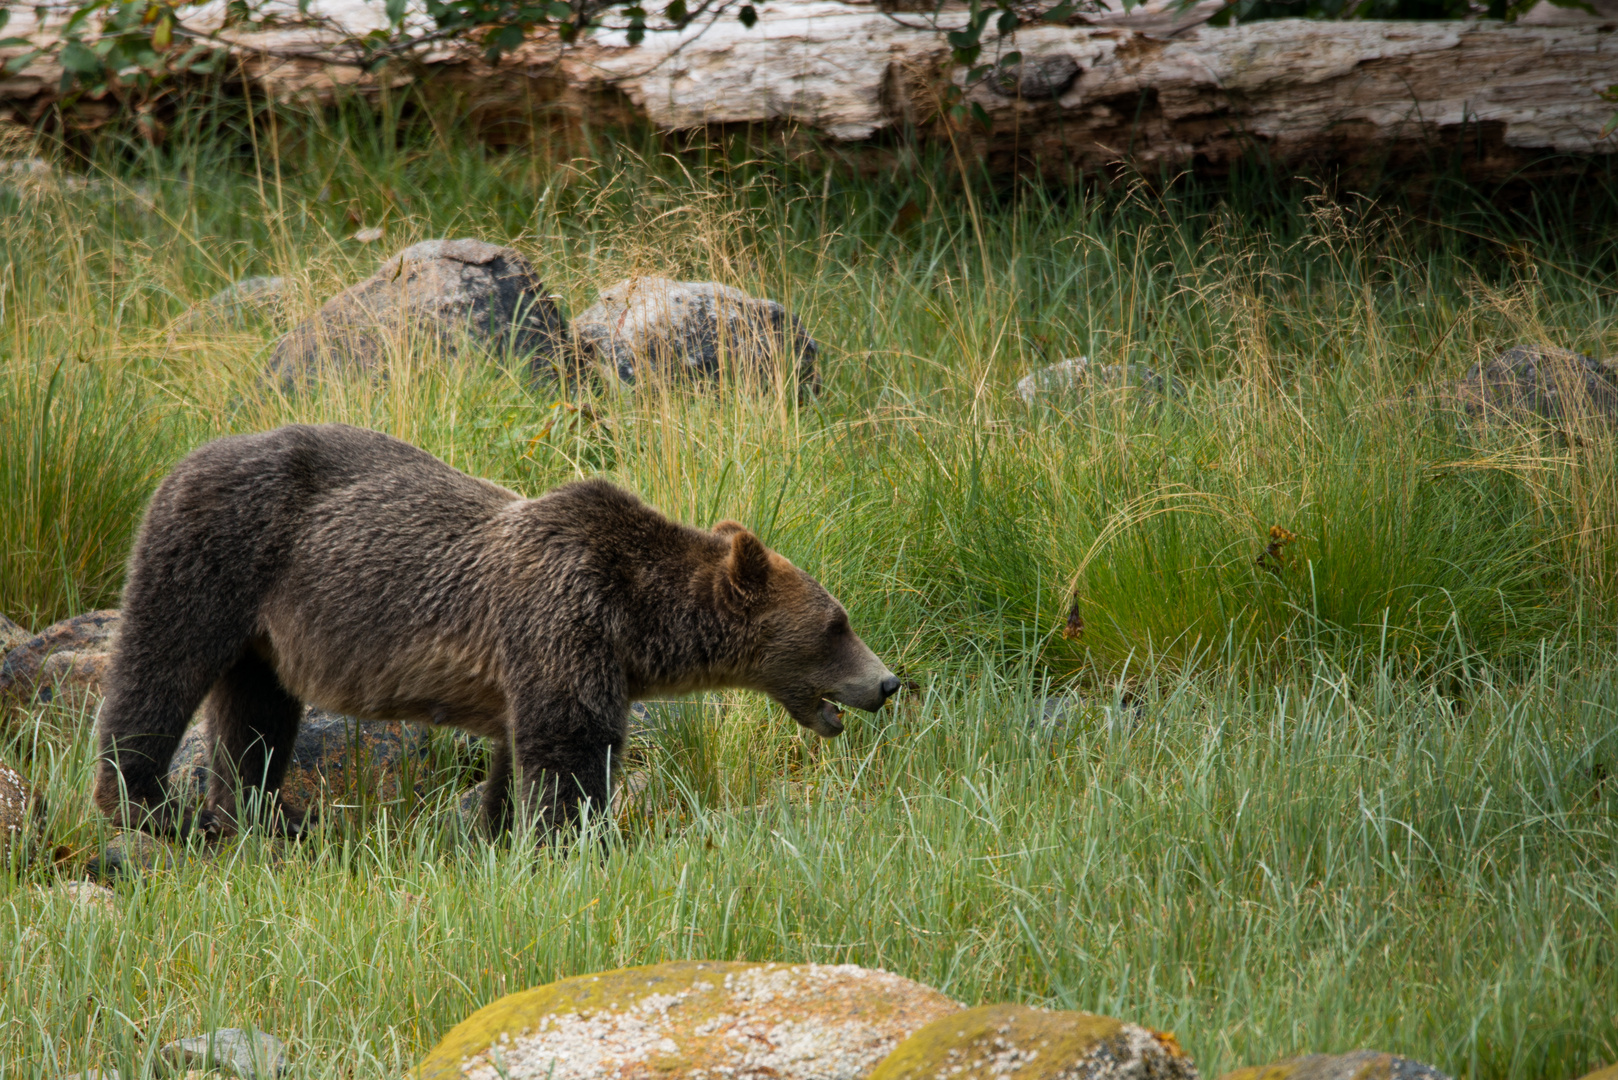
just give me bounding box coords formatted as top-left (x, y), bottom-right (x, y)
top-left (1017, 356), bottom-right (1183, 406)
top-left (0, 609), bottom-right (119, 708)
top-left (167, 707), bottom-right (431, 822)
top-left (160, 1028), bottom-right (286, 1078)
top-left (1456, 344), bottom-right (1618, 423)
top-left (268, 239), bottom-right (565, 385)
top-left (88, 830), bottom-right (175, 881)
top-left (573, 277), bottom-right (819, 394)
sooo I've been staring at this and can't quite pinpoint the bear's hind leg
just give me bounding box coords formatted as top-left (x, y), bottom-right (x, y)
top-left (204, 651), bottom-right (304, 836)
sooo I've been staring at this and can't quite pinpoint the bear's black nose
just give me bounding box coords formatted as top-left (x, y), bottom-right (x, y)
top-left (879, 675), bottom-right (901, 701)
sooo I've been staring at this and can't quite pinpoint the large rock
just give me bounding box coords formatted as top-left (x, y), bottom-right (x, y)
top-left (1017, 357), bottom-right (1183, 407)
top-left (1, 760), bottom-right (42, 860)
top-left (1578, 1067), bottom-right (1618, 1080)
top-left (267, 239), bottom-right (565, 385)
top-left (167, 707), bottom-right (431, 820)
top-left (417, 960), bottom-right (962, 1080)
top-left (870, 1003), bottom-right (1197, 1080)
top-left (0, 609), bottom-right (119, 707)
top-left (573, 277), bottom-right (819, 395)
top-left (1216, 1051), bottom-right (1451, 1080)
top-left (1455, 344), bottom-right (1618, 423)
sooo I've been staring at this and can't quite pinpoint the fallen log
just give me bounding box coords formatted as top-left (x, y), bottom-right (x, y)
top-left (2, 0), bottom-right (1615, 178)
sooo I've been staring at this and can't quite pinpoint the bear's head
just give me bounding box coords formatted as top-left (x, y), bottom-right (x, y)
top-left (713, 521), bottom-right (900, 737)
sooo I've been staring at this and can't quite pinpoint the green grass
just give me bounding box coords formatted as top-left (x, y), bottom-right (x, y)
top-left (1, 102), bottom-right (1617, 1078)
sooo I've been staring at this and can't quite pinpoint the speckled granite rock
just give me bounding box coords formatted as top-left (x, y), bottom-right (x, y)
top-left (417, 961), bottom-right (961, 1080)
top-left (268, 239), bottom-right (565, 386)
top-left (1016, 357), bottom-right (1183, 407)
top-left (0, 609), bottom-right (119, 706)
top-left (37, 880), bottom-right (121, 915)
top-left (573, 277), bottom-right (819, 395)
top-left (160, 1028), bottom-right (286, 1078)
top-left (871, 1003), bottom-right (1196, 1080)
top-left (1456, 344), bottom-right (1618, 423)
top-left (1216, 1051), bottom-right (1450, 1080)
top-left (1, 760), bottom-right (42, 860)
top-left (167, 707), bottom-right (431, 819)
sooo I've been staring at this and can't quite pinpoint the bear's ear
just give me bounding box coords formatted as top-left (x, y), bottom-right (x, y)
top-left (713, 520), bottom-right (748, 538)
top-left (719, 528), bottom-right (771, 610)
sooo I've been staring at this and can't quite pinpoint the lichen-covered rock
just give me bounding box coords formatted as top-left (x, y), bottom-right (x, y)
top-left (1216, 1051), bottom-right (1451, 1080)
top-left (417, 960), bottom-right (961, 1080)
top-left (870, 1003), bottom-right (1196, 1080)
top-left (1016, 357), bottom-right (1183, 407)
top-left (573, 277), bottom-right (819, 394)
top-left (1, 759), bottom-right (41, 860)
top-left (1455, 344), bottom-right (1618, 423)
top-left (167, 707), bottom-right (431, 819)
top-left (0, 612), bottom-right (31, 653)
top-left (0, 609), bottom-right (119, 706)
top-left (160, 1028), bottom-right (287, 1078)
top-left (268, 239), bottom-right (565, 385)
top-left (1577, 1066), bottom-right (1618, 1080)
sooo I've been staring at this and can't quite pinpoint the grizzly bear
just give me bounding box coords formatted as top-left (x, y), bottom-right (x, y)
top-left (94, 423), bottom-right (899, 837)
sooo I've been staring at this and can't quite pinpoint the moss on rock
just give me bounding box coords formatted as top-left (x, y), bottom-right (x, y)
top-left (866, 1003), bottom-right (1197, 1080)
top-left (417, 961), bottom-right (960, 1080)
top-left (1216, 1051), bottom-right (1451, 1080)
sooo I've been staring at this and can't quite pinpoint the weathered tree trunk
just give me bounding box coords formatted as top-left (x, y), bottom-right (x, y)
top-left (3, 0), bottom-right (1615, 178)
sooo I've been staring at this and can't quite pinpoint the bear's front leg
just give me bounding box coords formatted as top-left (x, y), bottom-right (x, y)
top-left (511, 737), bottom-right (615, 837)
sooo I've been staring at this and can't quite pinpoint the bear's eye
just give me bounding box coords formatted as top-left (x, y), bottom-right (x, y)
top-left (827, 616), bottom-right (849, 638)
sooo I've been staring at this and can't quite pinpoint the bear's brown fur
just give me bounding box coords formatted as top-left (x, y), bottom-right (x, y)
top-left (94, 423), bottom-right (898, 837)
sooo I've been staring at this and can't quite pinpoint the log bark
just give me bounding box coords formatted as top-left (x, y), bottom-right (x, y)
top-left (3, 0), bottom-right (1615, 178)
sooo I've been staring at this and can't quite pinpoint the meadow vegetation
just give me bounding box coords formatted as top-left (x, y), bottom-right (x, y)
top-left (1, 102), bottom-right (1616, 1078)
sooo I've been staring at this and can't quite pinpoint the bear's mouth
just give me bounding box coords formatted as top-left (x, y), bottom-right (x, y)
top-left (813, 698), bottom-right (845, 737)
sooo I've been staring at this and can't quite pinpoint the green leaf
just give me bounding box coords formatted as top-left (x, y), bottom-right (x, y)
top-left (738, 4), bottom-right (758, 26)
top-left (60, 39), bottom-right (104, 74)
top-left (1040, 0), bottom-right (1073, 18)
top-left (0, 9), bottom-right (9, 31)
top-left (2, 48), bottom-right (41, 75)
top-left (385, 0), bottom-right (408, 24)
top-left (996, 7), bottom-right (1018, 33)
top-left (666, 0), bottom-right (688, 22)
top-left (0, 36), bottom-right (33, 47)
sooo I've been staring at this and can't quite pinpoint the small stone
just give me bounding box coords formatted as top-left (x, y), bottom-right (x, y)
top-left (0, 609), bottom-right (119, 706)
top-left (37, 881), bottom-right (121, 915)
top-left (1455, 343), bottom-right (1618, 423)
top-left (1017, 356), bottom-right (1183, 407)
top-left (870, 1002), bottom-right (1197, 1080)
top-left (88, 830), bottom-right (174, 881)
top-left (417, 960), bottom-right (961, 1080)
top-left (176, 276), bottom-right (288, 334)
top-left (1216, 1051), bottom-right (1452, 1080)
top-left (988, 53), bottom-right (1081, 99)
top-left (0, 759), bottom-right (42, 860)
top-left (159, 1028), bottom-right (286, 1079)
top-left (573, 277), bottom-right (819, 395)
top-left (268, 238), bottom-right (565, 386)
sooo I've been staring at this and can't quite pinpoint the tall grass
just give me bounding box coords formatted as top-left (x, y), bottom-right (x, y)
top-left (1, 99), bottom-right (1616, 1078)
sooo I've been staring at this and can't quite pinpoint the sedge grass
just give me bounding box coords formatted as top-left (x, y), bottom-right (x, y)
top-left (0, 101), bottom-right (1616, 1077)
